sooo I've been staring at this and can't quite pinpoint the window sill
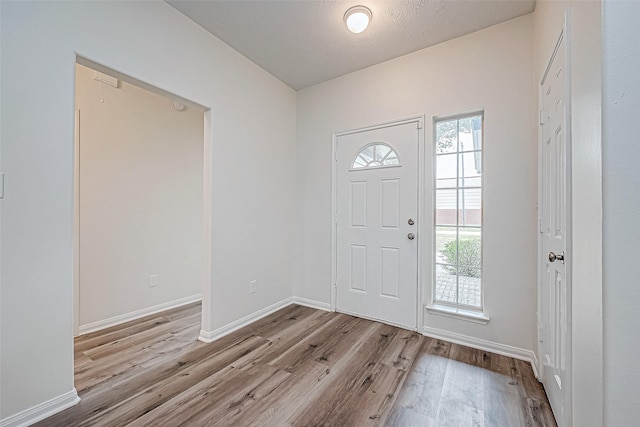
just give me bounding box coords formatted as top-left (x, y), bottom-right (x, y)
top-left (426, 305), bottom-right (490, 324)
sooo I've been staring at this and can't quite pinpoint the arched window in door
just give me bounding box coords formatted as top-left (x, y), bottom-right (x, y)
top-left (351, 142), bottom-right (400, 169)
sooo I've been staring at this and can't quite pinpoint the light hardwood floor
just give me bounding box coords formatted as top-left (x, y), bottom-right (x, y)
top-left (37, 303), bottom-right (556, 426)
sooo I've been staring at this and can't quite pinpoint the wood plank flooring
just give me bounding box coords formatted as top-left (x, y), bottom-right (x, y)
top-left (37, 303), bottom-right (556, 426)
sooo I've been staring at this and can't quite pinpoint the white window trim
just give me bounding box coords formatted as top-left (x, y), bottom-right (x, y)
top-left (426, 304), bottom-right (490, 324)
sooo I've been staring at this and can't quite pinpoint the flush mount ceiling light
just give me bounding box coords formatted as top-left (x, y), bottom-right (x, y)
top-left (344, 5), bottom-right (372, 34)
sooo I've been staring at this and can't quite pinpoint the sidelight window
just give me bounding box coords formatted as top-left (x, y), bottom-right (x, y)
top-left (433, 113), bottom-right (483, 310)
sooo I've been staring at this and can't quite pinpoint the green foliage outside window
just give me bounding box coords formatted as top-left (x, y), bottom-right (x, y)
top-left (442, 239), bottom-right (481, 277)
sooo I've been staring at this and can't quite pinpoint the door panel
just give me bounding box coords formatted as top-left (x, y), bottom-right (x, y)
top-left (380, 247), bottom-right (400, 298)
top-left (381, 179), bottom-right (400, 228)
top-left (336, 121), bottom-right (419, 329)
top-left (350, 181), bottom-right (367, 227)
top-left (540, 27), bottom-right (571, 425)
top-left (349, 245), bottom-right (367, 292)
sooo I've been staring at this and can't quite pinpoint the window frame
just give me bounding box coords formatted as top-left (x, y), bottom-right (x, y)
top-left (349, 142), bottom-right (402, 171)
top-left (432, 112), bottom-right (485, 314)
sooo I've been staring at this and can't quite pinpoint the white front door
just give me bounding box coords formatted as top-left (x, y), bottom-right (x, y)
top-left (335, 120), bottom-right (419, 330)
top-left (539, 26), bottom-right (571, 425)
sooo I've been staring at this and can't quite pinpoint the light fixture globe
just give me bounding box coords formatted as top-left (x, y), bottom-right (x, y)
top-left (344, 5), bottom-right (372, 34)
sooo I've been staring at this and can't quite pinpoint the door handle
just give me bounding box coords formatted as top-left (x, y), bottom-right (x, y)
top-left (548, 251), bottom-right (565, 264)
top-left (407, 233), bottom-right (415, 240)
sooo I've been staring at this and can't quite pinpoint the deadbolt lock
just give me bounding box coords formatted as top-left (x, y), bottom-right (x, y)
top-left (408, 218), bottom-right (415, 225)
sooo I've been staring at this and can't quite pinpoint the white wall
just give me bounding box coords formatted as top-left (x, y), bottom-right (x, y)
top-left (0, 1), bottom-right (296, 421)
top-left (75, 63), bottom-right (203, 328)
top-left (533, 1), bottom-right (603, 424)
top-left (602, 1), bottom-right (640, 425)
top-left (295, 16), bottom-right (537, 354)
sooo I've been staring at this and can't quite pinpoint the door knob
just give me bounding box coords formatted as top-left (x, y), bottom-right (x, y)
top-left (548, 251), bottom-right (564, 264)
top-left (407, 233), bottom-right (415, 240)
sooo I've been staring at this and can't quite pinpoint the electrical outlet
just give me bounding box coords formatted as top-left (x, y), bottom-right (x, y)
top-left (249, 280), bottom-right (257, 294)
top-left (149, 274), bottom-right (158, 288)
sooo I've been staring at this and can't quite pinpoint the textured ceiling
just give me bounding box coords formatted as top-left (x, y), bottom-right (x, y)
top-left (167, 0), bottom-right (536, 90)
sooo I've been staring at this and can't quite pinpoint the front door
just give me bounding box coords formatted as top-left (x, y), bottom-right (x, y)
top-left (539, 26), bottom-right (571, 425)
top-left (335, 120), bottom-right (419, 330)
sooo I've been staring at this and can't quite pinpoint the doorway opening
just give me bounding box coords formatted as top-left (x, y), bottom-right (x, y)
top-left (72, 59), bottom-right (209, 354)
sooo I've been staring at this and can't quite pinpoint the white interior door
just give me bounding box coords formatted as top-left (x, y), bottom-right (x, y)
top-left (539, 26), bottom-right (571, 425)
top-left (335, 121), bottom-right (419, 330)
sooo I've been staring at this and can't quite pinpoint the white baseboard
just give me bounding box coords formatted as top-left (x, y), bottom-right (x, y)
top-left (198, 296), bottom-right (332, 344)
top-left (78, 294), bottom-right (202, 336)
top-left (291, 297), bottom-right (331, 312)
top-left (0, 388), bottom-right (79, 427)
top-left (198, 297), bottom-right (294, 343)
top-left (422, 326), bottom-right (539, 377)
